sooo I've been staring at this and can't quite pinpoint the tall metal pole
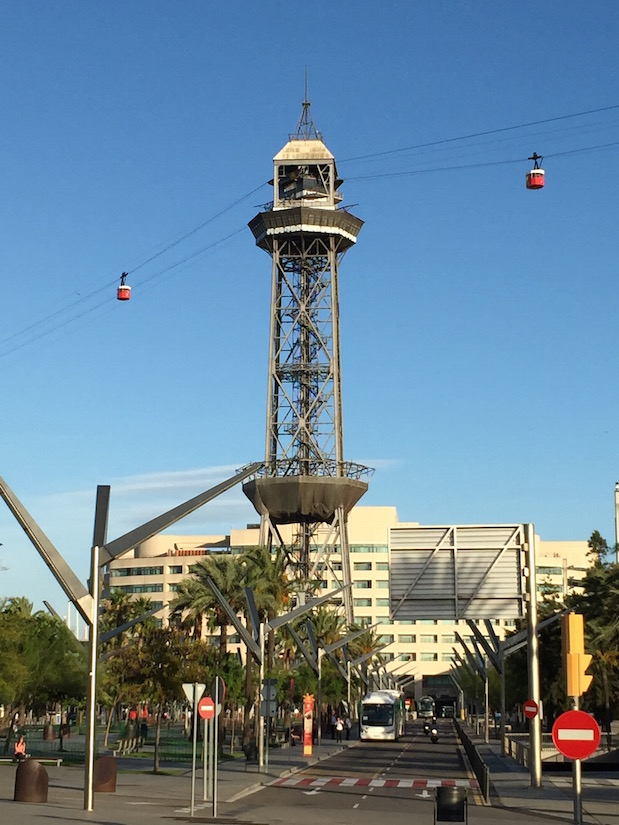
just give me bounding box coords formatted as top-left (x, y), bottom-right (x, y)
top-left (84, 484), bottom-right (109, 812)
top-left (572, 695), bottom-right (583, 825)
top-left (190, 685), bottom-right (199, 818)
top-left (317, 649), bottom-right (323, 746)
top-left (526, 522), bottom-right (542, 788)
top-left (614, 482), bottom-right (619, 564)
top-left (203, 717), bottom-right (208, 801)
top-left (500, 648), bottom-right (507, 757)
top-left (258, 622), bottom-right (265, 769)
top-left (213, 679), bottom-right (219, 818)
top-left (347, 660), bottom-right (351, 714)
top-left (84, 543), bottom-right (100, 812)
top-left (484, 666), bottom-right (489, 745)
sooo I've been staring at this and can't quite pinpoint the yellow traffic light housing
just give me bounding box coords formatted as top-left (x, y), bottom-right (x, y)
top-left (561, 613), bottom-right (593, 697)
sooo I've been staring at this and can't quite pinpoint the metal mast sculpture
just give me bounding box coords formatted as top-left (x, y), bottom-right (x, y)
top-left (244, 96), bottom-right (371, 623)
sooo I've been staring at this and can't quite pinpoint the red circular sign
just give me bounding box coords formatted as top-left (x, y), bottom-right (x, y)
top-left (198, 696), bottom-right (215, 720)
top-left (552, 710), bottom-right (601, 760)
top-left (523, 699), bottom-right (538, 719)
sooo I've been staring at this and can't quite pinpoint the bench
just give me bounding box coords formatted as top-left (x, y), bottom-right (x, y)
top-left (269, 730), bottom-right (289, 747)
top-left (0, 757), bottom-right (63, 767)
top-left (113, 738), bottom-right (139, 756)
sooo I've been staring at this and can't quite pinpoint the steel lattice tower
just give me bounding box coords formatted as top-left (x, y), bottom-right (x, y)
top-left (243, 97), bottom-right (370, 623)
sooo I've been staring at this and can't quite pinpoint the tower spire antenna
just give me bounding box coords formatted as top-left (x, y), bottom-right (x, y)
top-left (293, 68), bottom-right (321, 140)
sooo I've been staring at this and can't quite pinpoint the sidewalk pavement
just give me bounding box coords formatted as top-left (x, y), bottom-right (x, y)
top-left (465, 725), bottom-right (618, 823)
top-left (0, 730), bottom-right (616, 824)
top-left (0, 737), bottom-right (354, 824)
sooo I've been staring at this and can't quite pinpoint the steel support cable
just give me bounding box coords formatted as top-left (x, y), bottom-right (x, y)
top-left (0, 182), bottom-right (267, 358)
top-left (2, 108), bottom-right (619, 359)
top-left (346, 139), bottom-right (619, 181)
top-left (340, 102), bottom-right (619, 163)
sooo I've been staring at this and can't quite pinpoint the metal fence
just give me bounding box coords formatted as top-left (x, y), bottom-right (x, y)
top-left (454, 720), bottom-right (490, 802)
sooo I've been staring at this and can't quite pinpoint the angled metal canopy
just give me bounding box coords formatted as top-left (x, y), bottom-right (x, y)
top-left (0, 475), bottom-right (94, 623)
top-left (101, 462), bottom-right (262, 564)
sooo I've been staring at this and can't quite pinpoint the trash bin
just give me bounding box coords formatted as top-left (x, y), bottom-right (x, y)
top-left (43, 723), bottom-right (56, 741)
top-left (94, 755), bottom-right (117, 793)
top-left (435, 786), bottom-right (467, 823)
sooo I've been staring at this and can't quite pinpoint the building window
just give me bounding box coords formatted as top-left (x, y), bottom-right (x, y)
top-left (168, 565), bottom-right (183, 574)
top-left (112, 584), bottom-right (163, 594)
top-left (441, 653), bottom-right (454, 662)
top-left (354, 580), bottom-right (372, 589)
top-left (354, 562), bottom-right (372, 571)
top-left (537, 566), bottom-right (563, 576)
top-left (350, 545), bottom-right (388, 553)
top-left (420, 652), bottom-right (438, 662)
top-left (418, 619), bottom-right (437, 625)
top-left (398, 634), bottom-right (416, 644)
top-left (376, 599), bottom-right (390, 607)
top-left (354, 598), bottom-right (372, 607)
top-left (538, 583), bottom-right (561, 593)
top-left (420, 635), bottom-right (438, 644)
top-left (441, 634), bottom-right (456, 644)
top-left (399, 653), bottom-right (416, 661)
top-left (378, 635), bottom-right (394, 644)
top-left (376, 562), bottom-right (389, 571)
top-left (376, 580), bottom-right (389, 589)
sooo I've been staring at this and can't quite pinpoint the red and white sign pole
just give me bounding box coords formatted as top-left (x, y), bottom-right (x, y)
top-left (552, 706), bottom-right (601, 825)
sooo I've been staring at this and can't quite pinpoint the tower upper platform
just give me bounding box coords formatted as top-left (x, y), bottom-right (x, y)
top-left (249, 109), bottom-right (363, 251)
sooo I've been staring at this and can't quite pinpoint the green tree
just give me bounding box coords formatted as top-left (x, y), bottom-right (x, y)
top-left (99, 590), bottom-right (159, 745)
top-left (135, 626), bottom-right (201, 773)
top-left (0, 600), bottom-right (87, 752)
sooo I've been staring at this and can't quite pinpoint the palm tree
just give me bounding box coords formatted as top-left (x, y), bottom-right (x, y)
top-left (242, 546), bottom-right (293, 670)
top-left (170, 553), bottom-right (246, 655)
top-left (170, 552), bottom-right (249, 750)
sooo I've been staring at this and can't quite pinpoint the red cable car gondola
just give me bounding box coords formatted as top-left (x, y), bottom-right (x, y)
top-left (117, 271), bottom-right (131, 301)
top-left (526, 152), bottom-right (545, 190)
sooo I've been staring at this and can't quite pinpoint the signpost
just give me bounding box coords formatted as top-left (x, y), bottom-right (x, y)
top-left (523, 699), bottom-right (539, 720)
top-left (182, 683), bottom-right (205, 818)
top-left (552, 710), bottom-right (600, 761)
top-left (198, 696), bottom-right (215, 720)
top-left (552, 710), bottom-right (601, 825)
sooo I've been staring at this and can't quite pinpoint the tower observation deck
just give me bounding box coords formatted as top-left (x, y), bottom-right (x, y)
top-left (243, 98), bottom-right (371, 623)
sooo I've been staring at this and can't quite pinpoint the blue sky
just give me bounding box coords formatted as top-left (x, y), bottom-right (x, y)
top-left (1, 1), bottom-right (619, 613)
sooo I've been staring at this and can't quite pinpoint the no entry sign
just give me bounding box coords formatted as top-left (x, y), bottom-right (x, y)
top-left (523, 699), bottom-right (538, 719)
top-left (198, 696), bottom-right (215, 720)
top-left (552, 710), bottom-right (601, 760)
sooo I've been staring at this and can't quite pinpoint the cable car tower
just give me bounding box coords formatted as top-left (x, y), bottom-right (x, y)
top-left (244, 95), bottom-right (371, 623)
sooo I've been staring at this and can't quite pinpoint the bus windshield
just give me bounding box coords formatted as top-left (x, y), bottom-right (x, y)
top-left (362, 703), bottom-right (394, 726)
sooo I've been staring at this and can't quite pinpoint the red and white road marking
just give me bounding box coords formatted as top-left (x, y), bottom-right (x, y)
top-left (272, 776), bottom-right (478, 790)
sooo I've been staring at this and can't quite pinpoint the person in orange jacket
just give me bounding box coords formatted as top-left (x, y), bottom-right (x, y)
top-left (14, 735), bottom-right (27, 762)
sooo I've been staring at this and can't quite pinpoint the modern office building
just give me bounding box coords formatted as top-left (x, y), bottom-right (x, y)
top-left (102, 505), bottom-right (589, 700)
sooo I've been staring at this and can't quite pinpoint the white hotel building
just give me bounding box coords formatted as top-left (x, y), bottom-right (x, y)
top-left (103, 506), bottom-right (588, 701)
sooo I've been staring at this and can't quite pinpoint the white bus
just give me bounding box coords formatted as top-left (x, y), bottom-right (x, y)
top-left (359, 690), bottom-right (405, 741)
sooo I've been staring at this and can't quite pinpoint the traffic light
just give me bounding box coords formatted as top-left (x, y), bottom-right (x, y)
top-left (561, 612), bottom-right (593, 697)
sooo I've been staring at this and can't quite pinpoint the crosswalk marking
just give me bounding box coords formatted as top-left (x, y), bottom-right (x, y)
top-left (272, 776), bottom-right (478, 790)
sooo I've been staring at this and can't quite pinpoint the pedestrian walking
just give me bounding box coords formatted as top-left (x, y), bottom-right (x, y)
top-left (335, 716), bottom-right (344, 743)
top-left (345, 716), bottom-right (352, 740)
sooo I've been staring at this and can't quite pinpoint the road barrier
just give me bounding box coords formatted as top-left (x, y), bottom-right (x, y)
top-left (454, 720), bottom-right (490, 802)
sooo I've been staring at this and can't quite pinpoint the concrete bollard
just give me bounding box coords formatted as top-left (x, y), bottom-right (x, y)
top-left (14, 760), bottom-right (49, 803)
